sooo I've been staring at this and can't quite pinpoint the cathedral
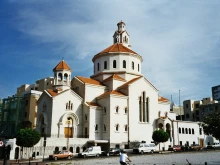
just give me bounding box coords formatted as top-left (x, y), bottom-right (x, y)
top-left (5, 22), bottom-right (207, 159)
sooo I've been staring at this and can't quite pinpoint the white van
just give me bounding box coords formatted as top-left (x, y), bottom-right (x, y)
top-left (78, 146), bottom-right (102, 158)
top-left (133, 143), bottom-right (156, 154)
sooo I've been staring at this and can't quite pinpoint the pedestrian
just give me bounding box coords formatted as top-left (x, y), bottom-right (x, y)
top-left (119, 150), bottom-right (132, 165)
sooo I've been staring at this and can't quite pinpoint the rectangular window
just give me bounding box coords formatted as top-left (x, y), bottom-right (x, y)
top-left (186, 114), bottom-right (189, 118)
top-left (186, 104), bottom-right (188, 108)
top-left (195, 104), bottom-right (199, 108)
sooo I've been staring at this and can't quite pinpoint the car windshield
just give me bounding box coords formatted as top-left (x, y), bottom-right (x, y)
top-left (84, 148), bottom-right (91, 152)
top-left (135, 144), bottom-right (140, 148)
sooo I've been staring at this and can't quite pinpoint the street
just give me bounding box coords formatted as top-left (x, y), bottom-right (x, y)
top-left (45, 150), bottom-right (220, 165)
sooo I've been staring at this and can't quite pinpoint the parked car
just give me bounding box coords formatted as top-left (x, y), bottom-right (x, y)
top-left (168, 145), bottom-right (182, 152)
top-left (49, 150), bottom-right (73, 160)
top-left (207, 143), bottom-right (220, 149)
top-left (102, 148), bottom-right (121, 156)
top-left (190, 144), bottom-right (202, 150)
top-left (133, 143), bottom-right (156, 154)
top-left (181, 145), bottom-right (190, 151)
top-left (78, 146), bottom-right (102, 158)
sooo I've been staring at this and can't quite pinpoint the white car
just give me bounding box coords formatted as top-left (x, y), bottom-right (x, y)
top-left (78, 146), bottom-right (102, 158)
top-left (133, 143), bottom-right (156, 154)
top-left (207, 142), bottom-right (220, 149)
top-left (212, 143), bottom-right (220, 148)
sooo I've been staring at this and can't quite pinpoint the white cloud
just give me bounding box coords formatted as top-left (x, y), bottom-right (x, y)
top-left (5, 0), bottom-right (220, 103)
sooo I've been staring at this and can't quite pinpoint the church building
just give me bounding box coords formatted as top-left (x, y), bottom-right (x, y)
top-left (5, 22), bottom-right (208, 159)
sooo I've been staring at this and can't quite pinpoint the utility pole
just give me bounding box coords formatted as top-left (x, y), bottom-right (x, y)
top-left (179, 90), bottom-right (182, 121)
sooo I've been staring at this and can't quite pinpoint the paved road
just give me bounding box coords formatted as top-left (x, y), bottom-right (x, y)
top-left (45, 150), bottom-right (220, 165)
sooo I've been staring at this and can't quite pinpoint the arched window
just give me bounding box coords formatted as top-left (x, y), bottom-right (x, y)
top-left (185, 128), bottom-right (188, 134)
top-left (58, 73), bottom-right (62, 81)
top-left (124, 107), bottom-right (127, 114)
top-left (139, 93), bottom-right (149, 122)
top-left (116, 106), bottom-right (119, 113)
top-left (132, 61), bottom-right (134, 70)
top-left (116, 124), bottom-right (119, 131)
top-left (123, 60), bottom-right (126, 68)
top-left (189, 128), bottom-right (191, 134)
top-left (97, 63), bottom-right (100, 71)
top-left (139, 97), bottom-right (142, 122)
top-left (64, 73), bottom-right (68, 81)
top-left (146, 97), bottom-right (149, 122)
top-left (142, 92), bottom-right (146, 122)
top-left (104, 61), bottom-right (107, 69)
top-left (76, 147), bottom-right (80, 153)
top-left (179, 127), bottom-right (181, 134)
top-left (182, 128), bottom-right (185, 134)
top-left (125, 125), bottom-right (128, 131)
top-left (113, 60), bottom-right (117, 68)
top-left (192, 128), bottom-right (195, 134)
top-left (123, 36), bottom-right (127, 42)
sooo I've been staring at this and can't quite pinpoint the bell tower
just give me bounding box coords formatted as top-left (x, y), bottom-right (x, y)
top-left (113, 21), bottom-right (131, 48)
top-left (53, 60), bottom-right (72, 91)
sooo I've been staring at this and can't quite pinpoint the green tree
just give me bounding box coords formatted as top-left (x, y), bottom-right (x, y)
top-left (16, 128), bottom-right (41, 159)
top-left (16, 128), bottom-right (41, 147)
top-left (199, 111), bottom-right (220, 140)
top-left (152, 129), bottom-right (169, 151)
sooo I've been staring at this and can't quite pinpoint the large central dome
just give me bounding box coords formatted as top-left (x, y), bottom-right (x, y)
top-left (91, 22), bottom-right (143, 81)
top-left (92, 43), bottom-right (141, 62)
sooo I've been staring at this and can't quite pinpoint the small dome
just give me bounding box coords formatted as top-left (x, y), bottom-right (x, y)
top-left (53, 60), bottom-right (71, 72)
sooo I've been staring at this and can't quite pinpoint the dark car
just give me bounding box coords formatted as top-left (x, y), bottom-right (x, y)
top-left (102, 148), bottom-right (121, 156)
top-left (168, 145), bottom-right (182, 152)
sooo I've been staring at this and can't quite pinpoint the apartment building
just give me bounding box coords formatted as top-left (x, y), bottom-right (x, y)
top-left (183, 97), bottom-right (219, 122)
top-left (212, 85), bottom-right (220, 101)
top-left (0, 77), bottom-right (54, 138)
top-left (0, 96), bottom-right (24, 138)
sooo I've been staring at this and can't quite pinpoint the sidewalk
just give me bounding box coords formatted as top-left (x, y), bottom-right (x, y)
top-left (0, 159), bottom-right (47, 165)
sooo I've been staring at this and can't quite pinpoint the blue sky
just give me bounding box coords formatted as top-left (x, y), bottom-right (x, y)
top-left (0, 0), bottom-right (220, 104)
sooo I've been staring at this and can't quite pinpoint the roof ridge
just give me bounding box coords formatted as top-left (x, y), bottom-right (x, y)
top-left (76, 76), bottom-right (104, 86)
top-left (119, 76), bottom-right (142, 89)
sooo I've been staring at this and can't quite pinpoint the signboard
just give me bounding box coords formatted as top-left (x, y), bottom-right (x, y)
top-left (0, 141), bottom-right (4, 147)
